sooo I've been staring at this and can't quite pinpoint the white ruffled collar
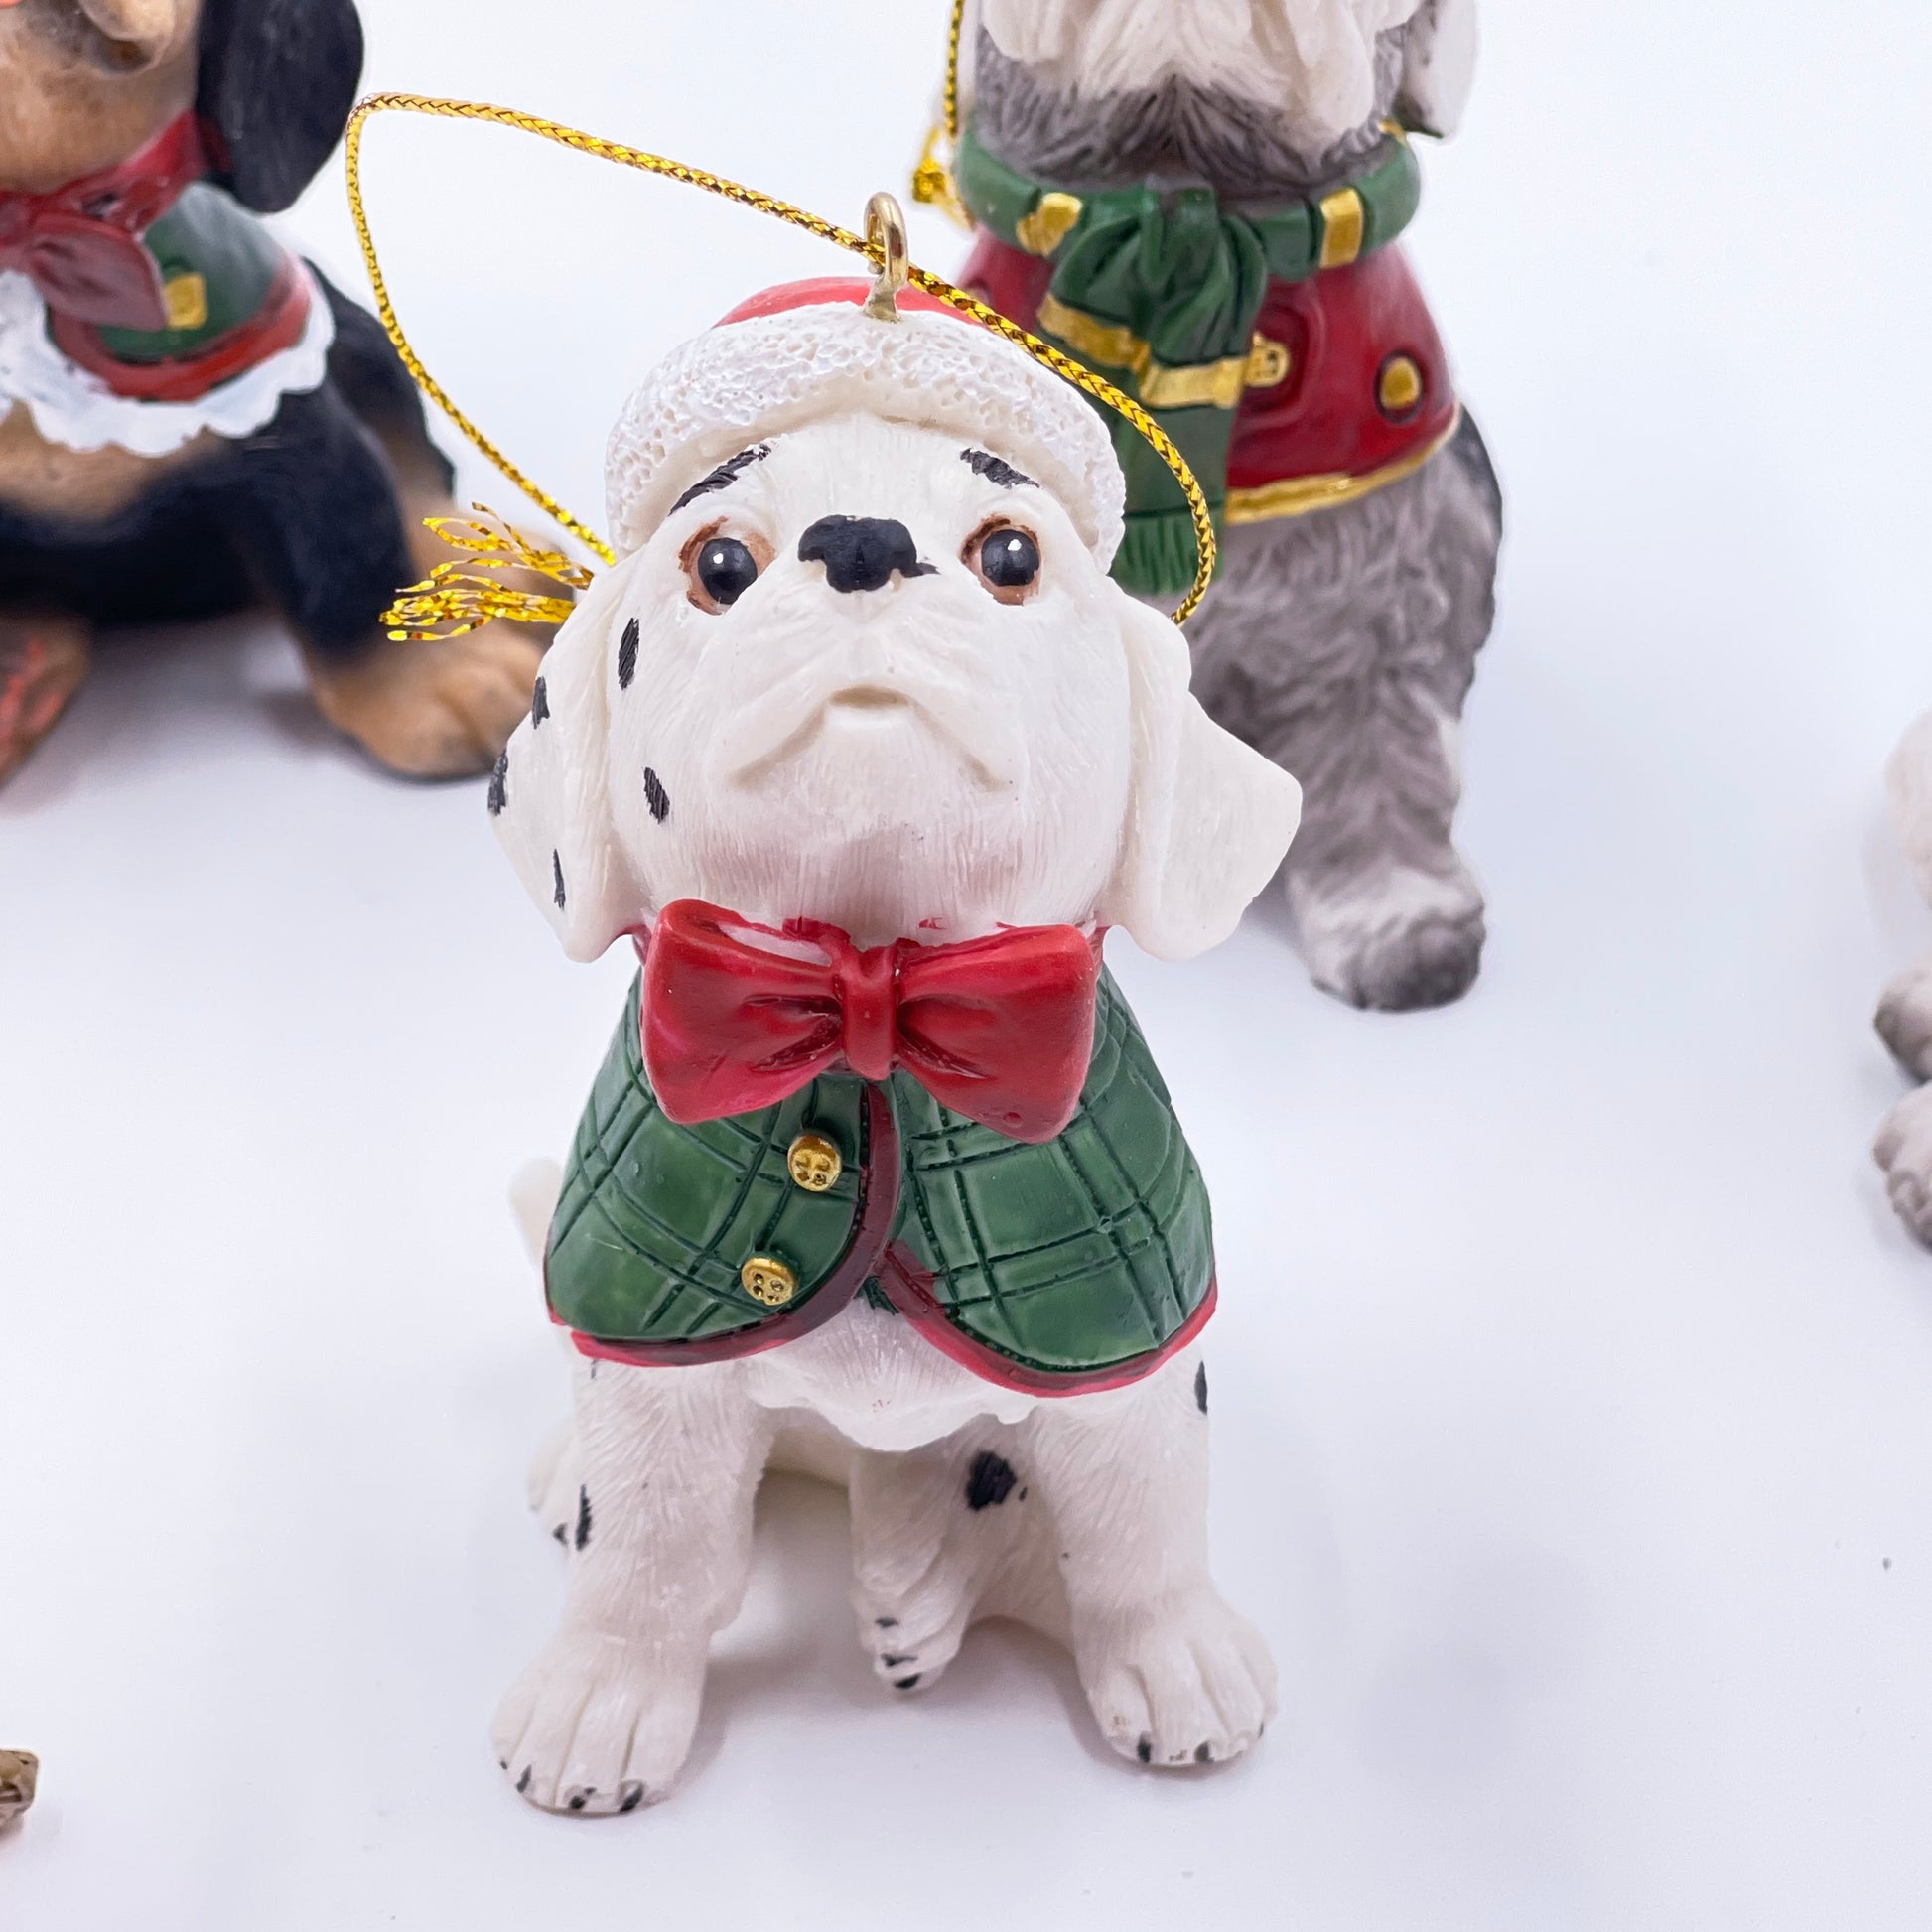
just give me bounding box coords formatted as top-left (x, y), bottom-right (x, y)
top-left (0, 265), bottom-right (335, 459)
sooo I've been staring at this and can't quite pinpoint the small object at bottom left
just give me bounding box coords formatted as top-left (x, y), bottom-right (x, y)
top-left (0, 1749), bottom-right (37, 1827)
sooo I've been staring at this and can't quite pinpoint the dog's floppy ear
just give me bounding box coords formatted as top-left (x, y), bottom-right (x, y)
top-left (489, 567), bottom-right (646, 962)
top-left (1097, 597), bottom-right (1302, 961)
top-left (1395, 0), bottom-right (1479, 139)
top-left (196, 0), bottom-right (364, 212)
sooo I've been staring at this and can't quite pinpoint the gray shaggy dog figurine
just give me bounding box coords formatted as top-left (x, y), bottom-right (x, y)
top-left (937, 0), bottom-right (1503, 1010)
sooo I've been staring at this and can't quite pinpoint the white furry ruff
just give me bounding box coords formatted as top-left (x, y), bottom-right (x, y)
top-left (974, 0), bottom-right (1426, 147)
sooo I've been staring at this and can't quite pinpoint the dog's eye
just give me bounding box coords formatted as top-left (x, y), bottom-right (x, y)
top-left (693, 537), bottom-right (760, 610)
top-left (981, 529), bottom-right (1039, 587)
top-left (969, 524), bottom-right (1041, 605)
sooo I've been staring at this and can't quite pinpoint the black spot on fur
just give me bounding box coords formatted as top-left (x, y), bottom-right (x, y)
top-left (530, 675), bottom-right (549, 727)
top-left (619, 1782), bottom-right (645, 1814)
top-left (962, 447), bottom-right (1036, 490)
top-left (670, 443), bottom-right (771, 515)
top-left (618, 617), bottom-right (640, 690)
top-left (881, 1653), bottom-right (915, 1669)
top-left (574, 1485), bottom-right (592, 1551)
top-left (566, 1790), bottom-right (590, 1812)
top-left (875, 1616), bottom-right (897, 1629)
top-left (1136, 1737), bottom-right (1153, 1764)
top-left (894, 1675), bottom-right (921, 1691)
top-left (1195, 1361), bottom-right (1209, 1415)
top-left (965, 1450), bottom-right (1018, 1511)
top-left (486, 750), bottom-right (508, 816)
top-left (643, 767), bottom-right (671, 824)
top-left (515, 1766), bottom-right (532, 1793)
top-left (1194, 1742), bottom-right (1213, 1764)
top-left (552, 852), bottom-right (567, 910)
top-left (551, 1523), bottom-right (566, 1545)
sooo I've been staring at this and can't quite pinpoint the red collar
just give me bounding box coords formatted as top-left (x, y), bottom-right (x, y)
top-left (0, 112), bottom-right (211, 332)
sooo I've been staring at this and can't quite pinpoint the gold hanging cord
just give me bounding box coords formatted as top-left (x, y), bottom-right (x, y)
top-left (344, 93), bottom-right (1215, 631)
top-left (910, 0), bottom-right (973, 228)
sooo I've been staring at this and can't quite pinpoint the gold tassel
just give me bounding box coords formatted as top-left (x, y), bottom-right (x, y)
top-left (910, 125), bottom-right (972, 233)
top-left (383, 508), bottom-right (592, 640)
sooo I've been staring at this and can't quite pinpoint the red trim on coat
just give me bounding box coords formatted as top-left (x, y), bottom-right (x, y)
top-left (554, 1079), bottom-right (1216, 1395)
top-left (869, 1241), bottom-right (1218, 1398)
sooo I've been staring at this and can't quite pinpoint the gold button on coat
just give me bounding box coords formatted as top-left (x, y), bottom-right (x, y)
top-left (741, 1255), bottom-right (798, 1308)
top-left (786, 1132), bottom-right (843, 1192)
top-left (162, 271), bottom-right (208, 331)
top-left (1377, 353), bottom-right (1425, 420)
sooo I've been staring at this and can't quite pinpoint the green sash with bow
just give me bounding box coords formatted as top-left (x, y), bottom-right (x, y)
top-left (954, 125), bottom-right (1422, 597)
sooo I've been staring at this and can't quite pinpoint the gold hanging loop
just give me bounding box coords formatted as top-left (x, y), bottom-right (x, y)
top-left (863, 192), bottom-right (910, 322)
top-left (343, 92), bottom-right (1216, 626)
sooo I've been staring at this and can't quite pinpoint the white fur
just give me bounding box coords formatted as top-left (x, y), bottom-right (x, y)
top-left (494, 413), bottom-right (1298, 957)
top-left (489, 389), bottom-right (1299, 1811)
top-left (967, 0), bottom-right (1477, 149)
top-left (497, 1320), bottom-right (1273, 1813)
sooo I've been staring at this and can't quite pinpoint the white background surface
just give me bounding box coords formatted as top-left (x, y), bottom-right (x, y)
top-left (5, 1), bottom-right (1932, 1927)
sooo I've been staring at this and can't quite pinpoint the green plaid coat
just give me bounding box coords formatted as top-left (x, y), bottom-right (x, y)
top-left (544, 972), bottom-right (1217, 1393)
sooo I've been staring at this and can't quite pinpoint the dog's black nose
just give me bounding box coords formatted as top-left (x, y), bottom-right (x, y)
top-left (797, 517), bottom-right (935, 595)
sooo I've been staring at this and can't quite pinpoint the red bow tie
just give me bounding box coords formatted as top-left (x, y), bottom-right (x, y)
top-left (637, 901), bottom-right (1103, 1144)
top-left (0, 113), bottom-right (209, 332)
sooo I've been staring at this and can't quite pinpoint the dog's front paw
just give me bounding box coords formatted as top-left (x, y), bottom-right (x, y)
top-left (0, 615), bottom-right (90, 788)
top-left (306, 623), bottom-right (547, 780)
top-left (491, 1632), bottom-right (706, 1815)
top-left (1075, 1589), bottom-right (1276, 1769)
top-left (1291, 861), bottom-right (1485, 1012)
top-left (1876, 1084), bottom-right (1932, 1246)
top-left (1876, 961), bottom-right (1932, 1078)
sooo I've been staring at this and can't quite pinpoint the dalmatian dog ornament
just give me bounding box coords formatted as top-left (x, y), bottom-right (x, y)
top-left (485, 267), bottom-right (1301, 1812)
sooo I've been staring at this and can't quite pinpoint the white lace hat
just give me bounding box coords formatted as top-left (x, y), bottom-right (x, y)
top-left (602, 277), bottom-right (1126, 565)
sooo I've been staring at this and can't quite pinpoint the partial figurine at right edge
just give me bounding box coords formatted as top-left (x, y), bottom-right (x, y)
top-left (1874, 712), bottom-right (1932, 1240)
top-left (0, 1748), bottom-right (34, 1830)
top-left (927, 0), bottom-right (1503, 1010)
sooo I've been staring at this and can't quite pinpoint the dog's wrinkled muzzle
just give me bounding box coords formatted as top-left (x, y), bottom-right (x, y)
top-left (708, 587), bottom-right (1030, 792)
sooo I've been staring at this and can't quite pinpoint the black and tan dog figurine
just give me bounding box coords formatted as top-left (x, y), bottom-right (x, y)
top-left (0, 0), bottom-right (545, 786)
